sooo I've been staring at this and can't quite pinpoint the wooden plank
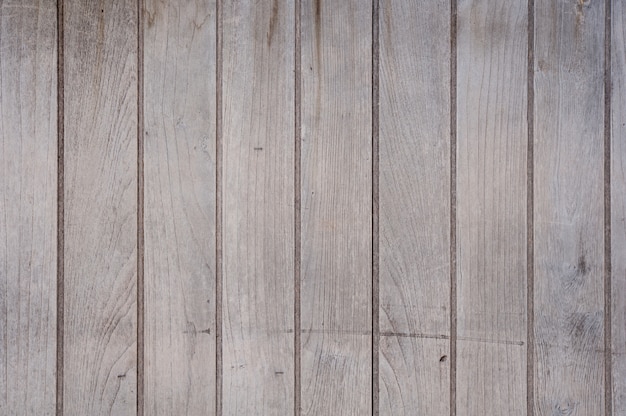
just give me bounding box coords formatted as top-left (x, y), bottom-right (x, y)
top-left (378, 0), bottom-right (450, 414)
top-left (0, 1), bottom-right (57, 414)
top-left (612, 0), bottom-right (626, 413)
top-left (63, 0), bottom-right (137, 413)
top-left (143, 0), bottom-right (216, 414)
top-left (300, 1), bottom-right (371, 414)
top-left (456, 0), bottom-right (528, 413)
top-left (534, 0), bottom-right (605, 414)
top-left (221, 1), bottom-right (294, 414)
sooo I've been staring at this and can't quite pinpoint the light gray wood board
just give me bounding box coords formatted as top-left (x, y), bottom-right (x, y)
top-left (300, 0), bottom-right (372, 414)
top-left (612, 0), bottom-right (626, 413)
top-left (221, 1), bottom-right (295, 414)
top-left (143, 0), bottom-right (216, 414)
top-left (456, 0), bottom-right (528, 413)
top-left (63, 0), bottom-right (137, 413)
top-left (534, 0), bottom-right (605, 414)
top-left (0, 1), bottom-right (57, 414)
top-left (378, 0), bottom-right (450, 414)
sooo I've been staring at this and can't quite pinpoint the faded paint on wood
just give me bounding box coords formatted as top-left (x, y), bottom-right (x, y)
top-left (64, 0), bottom-right (138, 413)
top-left (0, 1), bottom-right (57, 414)
top-left (456, 0), bottom-right (528, 413)
top-left (378, 0), bottom-right (450, 414)
top-left (300, 1), bottom-right (372, 414)
top-left (534, 0), bottom-right (605, 414)
top-left (221, 1), bottom-right (295, 414)
top-left (143, 0), bottom-right (216, 414)
top-left (612, 0), bottom-right (626, 413)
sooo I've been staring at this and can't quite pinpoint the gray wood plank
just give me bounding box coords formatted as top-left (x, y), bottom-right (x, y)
top-left (534, 0), bottom-right (605, 414)
top-left (221, 1), bottom-right (295, 414)
top-left (0, 1), bottom-right (57, 414)
top-left (378, 0), bottom-right (450, 414)
top-left (143, 0), bottom-right (216, 414)
top-left (300, 1), bottom-right (371, 414)
top-left (456, 0), bottom-right (528, 414)
top-left (63, 0), bottom-right (138, 413)
top-left (612, 0), bottom-right (626, 413)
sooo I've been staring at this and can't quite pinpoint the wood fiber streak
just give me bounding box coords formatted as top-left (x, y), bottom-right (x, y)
top-left (534, 0), bottom-right (605, 414)
top-left (378, 0), bottom-right (450, 414)
top-left (0, 1), bottom-right (57, 414)
top-left (64, 0), bottom-right (138, 413)
top-left (143, 0), bottom-right (216, 414)
top-left (456, 0), bottom-right (528, 414)
top-left (300, 1), bottom-right (372, 414)
top-left (221, 1), bottom-right (295, 414)
top-left (612, 0), bottom-right (626, 413)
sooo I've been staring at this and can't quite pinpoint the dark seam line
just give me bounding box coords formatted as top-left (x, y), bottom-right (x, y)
top-left (449, 1), bottom-right (457, 416)
top-left (56, 0), bottom-right (64, 414)
top-left (136, 0), bottom-right (145, 414)
top-left (294, 0), bottom-right (302, 415)
top-left (527, 0), bottom-right (535, 415)
top-left (604, 0), bottom-right (612, 414)
top-left (372, 0), bottom-right (380, 415)
top-left (215, 0), bottom-right (223, 414)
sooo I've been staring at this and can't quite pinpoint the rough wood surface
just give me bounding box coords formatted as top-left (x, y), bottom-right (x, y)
top-left (378, 0), bottom-right (450, 414)
top-left (0, 1), bottom-right (57, 414)
top-left (456, 0), bottom-right (528, 414)
top-left (221, 1), bottom-right (295, 414)
top-left (63, 0), bottom-right (138, 413)
top-left (534, 0), bottom-right (605, 414)
top-left (300, 1), bottom-right (372, 414)
top-left (143, 0), bottom-right (216, 414)
top-left (612, 0), bottom-right (626, 413)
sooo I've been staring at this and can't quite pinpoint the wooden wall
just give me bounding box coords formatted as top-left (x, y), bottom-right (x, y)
top-left (0, 0), bottom-right (624, 415)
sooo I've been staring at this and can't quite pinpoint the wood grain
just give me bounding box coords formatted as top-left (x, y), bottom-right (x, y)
top-left (378, 0), bottom-right (450, 414)
top-left (221, 1), bottom-right (295, 414)
top-left (534, 0), bottom-right (605, 414)
top-left (456, 0), bottom-right (528, 414)
top-left (300, 1), bottom-right (372, 414)
top-left (63, 0), bottom-right (138, 413)
top-left (612, 0), bottom-right (626, 413)
top-left (143, 0), bottom-right (216, 414)
top-left (0, 1), bottom-right (57, 414)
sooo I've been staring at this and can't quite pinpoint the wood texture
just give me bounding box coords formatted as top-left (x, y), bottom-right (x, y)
top-left (0, 1), bottom-right (57, 414)
top-left (221, 1), bottom-right (295, 414)
top-left (612, 0), bottom-right (626, 413)
top-left (300, 1), bottom-right (372, 414)
top-left (143, 0), bottom-right (216, 414)
top-left (63, 0), bottom-right (138, 413)
top-left (456, 0), bottom-right (528, 414)
top-left (378, 0), bottom-right (450, 414)
top-left (534, 0), bottom-right (605, 414)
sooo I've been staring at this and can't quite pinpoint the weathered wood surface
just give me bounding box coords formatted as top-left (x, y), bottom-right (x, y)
top-left (613, 0), bottom-right (626, 413)
top-left (534, 0), bottom-right (606, 414)
top-left (0, 1), bottom-right (57, 414)
top-left (221, 1), bottom-right (295, 415)
top-left (300, 0), bottom-right (372, 414)
top-left (2, 1), bottom-right (625, 414)
top-left (143, 0), bottom-right (216, 414)
top-left (64, 0), bottom-right (138, 413)
top-left (378, 0), bottom-right (450, 414)
top-left (456, 0), bottom-right (528, 414)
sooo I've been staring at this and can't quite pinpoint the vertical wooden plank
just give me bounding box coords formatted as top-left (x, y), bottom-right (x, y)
top-left (534, 0), bottom-right (605, 414)
top-left (0, 1), bottom-right (57, 414)
top-left (64, 0), bottom-right (137, 413)
top-left (221, 1), bottom-right (294, 414)
top-left (300, 1), bottom-right (371, 414)
top-left (612, 0), bottom-right (626, 413)
top-left (143, 0), bottom-right (216, 414)
top-left (456, 0), bottom-right (528, 414)
top-left (378, 1), bottom-right (450, 414)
